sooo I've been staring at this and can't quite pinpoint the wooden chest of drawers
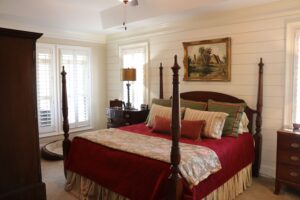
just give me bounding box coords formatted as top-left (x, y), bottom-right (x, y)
top-left (106, 108), bottom-right (149, 128)
top-left (275, 129), bottom-right (300, 194)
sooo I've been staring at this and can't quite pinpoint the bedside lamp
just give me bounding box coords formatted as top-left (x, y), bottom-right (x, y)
top-left (121, 68), bottom-right (136, 109)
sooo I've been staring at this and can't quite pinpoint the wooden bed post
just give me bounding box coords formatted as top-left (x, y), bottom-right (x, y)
top-left (159, 62), bottom-right (164, 99)
top-left (61, 66), bottom-right (71, 177)
top-left (168, 55), bottom-right (183, 200)
top-left (253, 58), bottom-right (263, 177)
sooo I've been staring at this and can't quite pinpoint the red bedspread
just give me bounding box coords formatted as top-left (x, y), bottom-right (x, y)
top-left (65, 123), bottom-right (254, 200)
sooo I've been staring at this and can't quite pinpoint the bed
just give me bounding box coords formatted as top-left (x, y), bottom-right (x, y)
top-left (61, 56), bottom-right (264, 200)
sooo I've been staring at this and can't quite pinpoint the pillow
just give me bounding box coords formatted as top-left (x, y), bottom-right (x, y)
top-left (208, 100), bottom-right (246, 137)
top-left (183, 108), bottom-right (228, 139)
top-left (180, 99), bottom-right (207, 111)
top-left (146, 104), bottom-right (172, 127)
top-left (152, 116), bottom-right (206, 141)
top-left (151, 98), bottom-right (171, 107)
top-left (181, 119), bottom-right (206, 140)
top-left (145, 98), bottom-right (172, 123)
top-left (238, 112), bottom-right (250, 134)
top-left (152, 116), bottom-right (171, 134)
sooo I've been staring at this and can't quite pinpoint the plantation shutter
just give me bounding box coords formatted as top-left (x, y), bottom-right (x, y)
top-left (36, 46), bottom-right (56, 133)
top-left (59, 48), bottom-right (91, 128)
top-left (293, 32), bottom-right (300, 123)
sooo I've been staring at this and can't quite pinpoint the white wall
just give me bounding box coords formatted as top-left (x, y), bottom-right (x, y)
top-left (38, 37), bottom-right (107, 144)
top-left (106, 0), bottom-right (300, 177)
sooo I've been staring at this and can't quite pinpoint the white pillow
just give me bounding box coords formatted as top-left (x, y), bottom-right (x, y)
top-left (184, 108), bottom-right (229, 139)
top-left (238, 112), bottom-right (250, 134)
top-left (146, 104), bottom-right (172, 127)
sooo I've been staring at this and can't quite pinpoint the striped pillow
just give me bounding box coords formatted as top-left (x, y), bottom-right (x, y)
top-left (208, 100), bottom-right (246, 137)
top-left (146, 104), bottom-right (172, 127)
top-left (183, 108), bottom-right (229, 139)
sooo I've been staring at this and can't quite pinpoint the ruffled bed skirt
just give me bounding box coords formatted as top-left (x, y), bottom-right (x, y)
top-left (65, 164), bottom-right (252, 200)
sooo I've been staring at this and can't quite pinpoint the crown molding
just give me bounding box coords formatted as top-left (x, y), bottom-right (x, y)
top-left (0, 19), bottom-right (106, 44)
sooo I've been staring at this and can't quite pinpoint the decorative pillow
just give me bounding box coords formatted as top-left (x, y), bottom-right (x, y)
top-left (145, 98), bottom-right (172, 123)
top-left (151, 98), bottom-right (171, 107)
top-left (152, 116), bottom-right (171, 134)
top-left (152, 116), bottom-right (206, 141)
top-left (238, 112), bottom-right (250, 134)
top-left (180, 99), bottom-right (207, 111)
top-left (146, 104), bottom-right (172, 127)
top-left (208, 100), bottom-right (246, 137)
top-left (183, 108), bottom-right (228, 139)
top-left (181, 119), bottom-right (206, 140)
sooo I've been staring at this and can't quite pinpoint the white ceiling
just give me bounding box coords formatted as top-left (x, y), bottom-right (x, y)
top-left (0, 0), bottom-right (284, 36)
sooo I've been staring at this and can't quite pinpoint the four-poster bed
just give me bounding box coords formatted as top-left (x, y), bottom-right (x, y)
top-left (61, 56), bottom-right (264, 200)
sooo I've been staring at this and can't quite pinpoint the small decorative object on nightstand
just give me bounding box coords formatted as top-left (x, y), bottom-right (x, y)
top-left (106, 108), bottom-right (149, 128)
top-left (275, 129), bottom-right (300, 194)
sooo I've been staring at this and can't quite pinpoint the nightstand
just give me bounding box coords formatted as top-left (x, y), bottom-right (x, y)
top-left (106, 108), bottom-right (149, 128)
top-left (275, 129), bottom-right (300, 194)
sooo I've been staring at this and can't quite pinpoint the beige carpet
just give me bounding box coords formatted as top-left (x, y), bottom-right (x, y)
top-left (41, 159), bottom-right (300, 200)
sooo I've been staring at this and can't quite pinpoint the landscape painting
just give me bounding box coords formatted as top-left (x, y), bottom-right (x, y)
top-left (183, 37), bottom-right (231, 81)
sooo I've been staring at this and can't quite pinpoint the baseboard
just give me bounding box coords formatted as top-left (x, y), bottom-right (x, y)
top-left (0, 182), bottom-right (46, 200)
top-left (260, 164), bottom-right (276, 178)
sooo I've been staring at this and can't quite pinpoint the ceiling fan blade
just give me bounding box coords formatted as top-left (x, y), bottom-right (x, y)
top-left (129, 0), bottom-right (138, 6)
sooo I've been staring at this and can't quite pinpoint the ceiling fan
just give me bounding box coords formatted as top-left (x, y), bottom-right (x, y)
top-left (120, 0), bottom-right (138, 30)
top-left (121, 0), bottom-right (138, 6)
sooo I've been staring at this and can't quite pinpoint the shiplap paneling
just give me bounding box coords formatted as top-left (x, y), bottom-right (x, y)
top-left (106, 6), bottom-right (300, 178)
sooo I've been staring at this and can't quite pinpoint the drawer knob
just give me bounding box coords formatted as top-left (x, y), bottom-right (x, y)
top-left (290, 156), bottom-right (299, 161)
top-left (291, 143), bottom-right (299, 148)
top-left (290, 172), bottom-right (299, 177)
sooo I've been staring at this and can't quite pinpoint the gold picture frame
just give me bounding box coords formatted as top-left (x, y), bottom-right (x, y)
top-left (183, 37), bottom-right (231, 81)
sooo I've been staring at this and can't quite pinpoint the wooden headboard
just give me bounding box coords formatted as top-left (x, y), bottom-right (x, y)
top-left (180, 91), bottom-right (256, 134)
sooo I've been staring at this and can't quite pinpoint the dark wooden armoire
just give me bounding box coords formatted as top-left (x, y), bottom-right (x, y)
top-left (0, 28), bottom-right (46, 199)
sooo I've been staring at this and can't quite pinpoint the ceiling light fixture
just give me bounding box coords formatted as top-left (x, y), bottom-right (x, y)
top-left (120, 0), bottom-right (138, 31)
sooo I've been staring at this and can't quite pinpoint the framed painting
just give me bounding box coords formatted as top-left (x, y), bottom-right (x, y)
top-left (183, 37), bottom-right (231, 81)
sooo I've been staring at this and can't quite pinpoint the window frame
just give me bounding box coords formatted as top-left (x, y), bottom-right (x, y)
top-left (36, 43), bottom-right (58, 134)
top-left (284, 21), bottom-right (300, 128)
top-left (119, 42), bottom-right (149, 107)
top-left (37, 43), bottom-right (93, 138)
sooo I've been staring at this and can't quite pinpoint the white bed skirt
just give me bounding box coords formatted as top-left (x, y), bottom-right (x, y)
top-left (65, 163), bottom-right (252, 200)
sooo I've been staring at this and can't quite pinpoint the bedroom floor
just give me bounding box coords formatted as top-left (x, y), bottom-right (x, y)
top-left (41, 159), bottom-right (300, 200)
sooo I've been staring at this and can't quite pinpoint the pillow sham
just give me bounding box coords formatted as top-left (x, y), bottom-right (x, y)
top-left (180, 99), bottom-right (207, 111)
top-left (208, 100), bottom-right (246, 137)
top-left (238, 112), bottom-right (250, 134)
top-left (183, 108), bottom-right (228, 139)
top-left (145, 98), bottom-right (172, 123)
top-left (152, 115), bottom-right (206, 141)
top-left (181, 119), bottom-right (206, 140)
top-left (146, 104), bottom-right (172, 127)
top-left (152, 116), bottom-right (171, 134)
top-left (151, 98), bottom-right (172, 107)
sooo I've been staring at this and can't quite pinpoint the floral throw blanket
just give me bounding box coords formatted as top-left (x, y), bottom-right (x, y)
top-left (76, 128), bottom-right (221, 186)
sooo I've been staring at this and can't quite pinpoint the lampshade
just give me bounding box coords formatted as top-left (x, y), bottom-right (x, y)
top-left (121, 68), bottom-right (136, 81)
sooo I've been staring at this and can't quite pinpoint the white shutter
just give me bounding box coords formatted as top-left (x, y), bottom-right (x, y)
top-left (293, 32), bottom-right (300, 123)
top-left (59, 47), bottom-right (91, 128)
top-left (36, 45), bottom-right (56, 133)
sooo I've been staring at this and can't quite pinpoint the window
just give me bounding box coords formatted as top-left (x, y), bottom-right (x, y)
top-left (284, 22), bottom-right (300, 127)
top-left (36, 44), bottom-right (92, 137)
top-left (36, 45), bottom-right (57, 133)
top-left (293, 31), bottom-right (300, 123)
top-left (119, 43), bottom-right (149, 109)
